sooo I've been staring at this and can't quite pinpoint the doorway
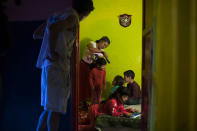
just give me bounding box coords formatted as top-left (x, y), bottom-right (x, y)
top-left (72, 0), bottom-right (152, 131)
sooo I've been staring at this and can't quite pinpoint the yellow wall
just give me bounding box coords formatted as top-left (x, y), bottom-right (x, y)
top-left (79, 0), bottom-right (142, 98)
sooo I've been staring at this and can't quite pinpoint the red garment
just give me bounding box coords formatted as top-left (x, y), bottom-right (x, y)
top-left (78, 98), bottom-right (133, 131)
top-left (102, 99), bottom-right (132, 116)
top-left (89, 68), bottom-right (106, 104)
top-left (79, 60), bottom-right (91, 102)
top-left (87, 99), bottom-right (132, 118)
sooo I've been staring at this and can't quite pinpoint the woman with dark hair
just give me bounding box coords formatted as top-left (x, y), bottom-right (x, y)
top-left (79, 87), bottom-right (135, 131)
top-left (79, 36), bottom-right (111, 109)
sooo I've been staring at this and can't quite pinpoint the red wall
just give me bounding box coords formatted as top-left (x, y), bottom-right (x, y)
top-left (5, 0), bottom-right (72, 21)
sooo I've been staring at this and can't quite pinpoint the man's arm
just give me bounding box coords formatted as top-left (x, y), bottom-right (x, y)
top-left (33, 22), bottom-right (46, 39)
top-left (49, 15), bottom-right (78, 32)
top-left (48, 15), bottom-right (78, 61)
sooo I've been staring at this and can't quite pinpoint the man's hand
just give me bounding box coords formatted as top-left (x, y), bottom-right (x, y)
top-left (47, 51), bottom-right (59, 62)
top-left (33, 22), bottom-right (46, 40)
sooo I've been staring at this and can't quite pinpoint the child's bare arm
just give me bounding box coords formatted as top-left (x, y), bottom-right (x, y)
top-left (33, 22), bottom-right (46, 39)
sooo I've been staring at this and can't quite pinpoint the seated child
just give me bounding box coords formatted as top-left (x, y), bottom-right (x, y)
top-left (109, 75), bottom-right (125, 98)
top-left (89, 58), bottom-right (107, 104)
top-left (110, 75), bottom-right (125, 94)
top-left (78, 87), bottom-right (136, 131)
top-left (124, 70), bottom-right (141, 105)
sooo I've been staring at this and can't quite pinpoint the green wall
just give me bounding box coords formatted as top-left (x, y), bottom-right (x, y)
top-left (79, 0), bottom-right (142, 98)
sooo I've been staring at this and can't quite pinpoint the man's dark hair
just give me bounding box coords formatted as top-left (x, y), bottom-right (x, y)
top-left (73, 0), bottom-right (94, 14)
top-left (124, 70), bottom-right (135, 79)
top-left (114, 75), bottom-right (124, 86)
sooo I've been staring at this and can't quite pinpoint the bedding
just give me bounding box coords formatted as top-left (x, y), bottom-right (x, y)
top-left (78, 104), bottom-right (141, 130)
top-left (95, 104), bottom-right (141, 130)
top-left (124, 104), bottom-right (141, 112)
top-left (95, 114), bottom-right (141, 129)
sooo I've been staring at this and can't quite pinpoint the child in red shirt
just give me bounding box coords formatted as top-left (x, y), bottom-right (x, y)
top-left (78, 87), bottom-right (135, 131)
top-left (89, 58), bottom-right (107, 104)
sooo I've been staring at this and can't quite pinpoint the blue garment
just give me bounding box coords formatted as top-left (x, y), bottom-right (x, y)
top-left (110, 85), bottom-right (119, 94)
top-left (38, 8), bottom-right (79, 114)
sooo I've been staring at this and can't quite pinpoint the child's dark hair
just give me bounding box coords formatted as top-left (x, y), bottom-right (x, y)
top-left (117, 86), bottom-right (130, 97)
top-left (124, 70), bottom-right (135, 79)
top-left (96, 36), bottom-right (110, 45)
top-left (73, 0), bottom-right (94, 14)
top-left (95, 58), bottom-right (107, 67)
top-left (114, 75), bottom-right (124, 86)
top-left (101, 86), bottom-right (128, 104)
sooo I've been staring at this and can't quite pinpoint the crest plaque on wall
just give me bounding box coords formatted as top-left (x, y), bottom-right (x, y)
top-left (119, 14), bottom-right (132, 27)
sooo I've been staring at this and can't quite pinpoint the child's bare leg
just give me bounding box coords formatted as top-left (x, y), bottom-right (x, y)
top-left (47, 111), bottom-right (60, 131)
top-left (36, 110), bottom-right (48, 131)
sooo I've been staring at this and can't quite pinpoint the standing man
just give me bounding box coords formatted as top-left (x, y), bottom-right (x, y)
top-left (33, 0), bottom-right (94, 130)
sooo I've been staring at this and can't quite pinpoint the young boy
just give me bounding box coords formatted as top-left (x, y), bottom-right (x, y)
top-left (89, 58), bottom-right (107, 104)
top-left (124, 70), bottom-right (141, 105)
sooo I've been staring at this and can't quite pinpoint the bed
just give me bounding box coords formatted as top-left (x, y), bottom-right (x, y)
top-left (94, 104), bottom-right (141, 131)
top-left (78, 104), bottom-right (141, 131)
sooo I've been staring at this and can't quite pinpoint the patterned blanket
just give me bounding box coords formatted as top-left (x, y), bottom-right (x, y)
top-left (95, 115), bottom-right (141, 129)
top-left (78, 104), bottom-right (141, 129)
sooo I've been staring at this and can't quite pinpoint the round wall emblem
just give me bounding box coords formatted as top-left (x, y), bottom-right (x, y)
top-left (119, 14), bottom-right (132, 27)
